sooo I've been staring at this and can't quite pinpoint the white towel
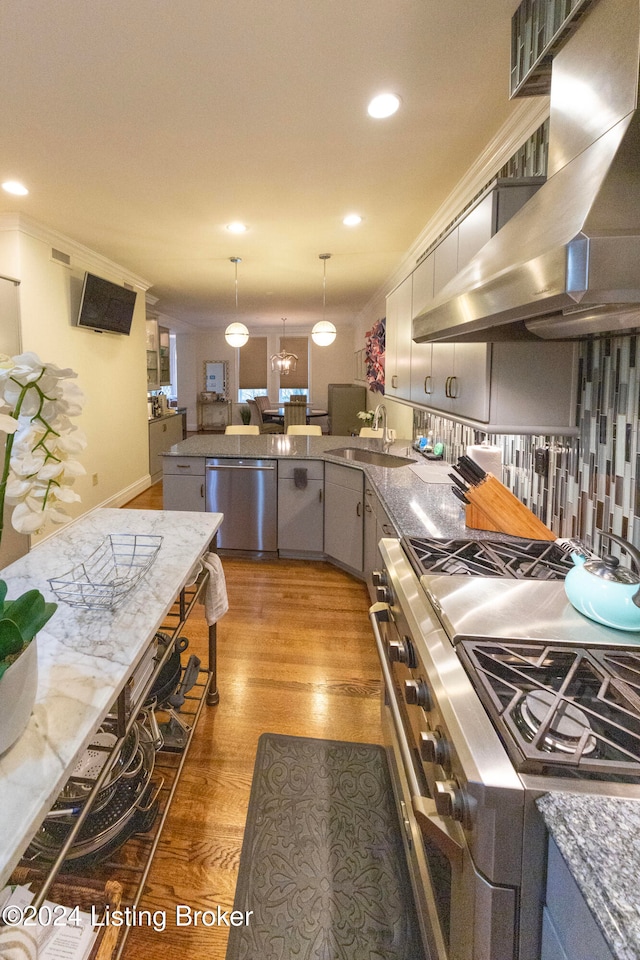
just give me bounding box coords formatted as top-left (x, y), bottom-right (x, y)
top-left (199, 552), bottom-right (229, 625)
top-left (0, 929), bottom-right (41, 960)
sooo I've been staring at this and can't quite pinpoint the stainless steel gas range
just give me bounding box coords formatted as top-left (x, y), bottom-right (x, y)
top-left (370, 536), bottom-right (640, 960)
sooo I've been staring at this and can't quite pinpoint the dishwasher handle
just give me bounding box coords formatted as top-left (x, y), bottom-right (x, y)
top-left (206, 463), bottom-right (276, 471)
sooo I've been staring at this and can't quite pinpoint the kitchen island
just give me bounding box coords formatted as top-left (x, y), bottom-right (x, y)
top-left (0, 507), bottom-right (222, 889)
top-left (162, 433), bottom-right (491, 541)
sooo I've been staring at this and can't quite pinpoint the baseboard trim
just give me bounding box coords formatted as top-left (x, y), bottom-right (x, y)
top-left (107, 474), bottom-right (155, 508)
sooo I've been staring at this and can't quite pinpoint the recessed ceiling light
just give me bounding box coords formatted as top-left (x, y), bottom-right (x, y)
top-left (226, 221), bottom-right (247, 234)
top-left (367, 93), bottom-right (401, 119)
top-left (2, 180), bottom-right (29, 196)
top-left (343, 213), bottom-right (362, 227)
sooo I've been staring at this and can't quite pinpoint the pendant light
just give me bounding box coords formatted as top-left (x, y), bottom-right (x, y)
top-left (311, 253), bottom-right (337, 346)
top-left (271, 317), bottom-right (298, 375)
top-left (224, 257), bottom-right (249, 347)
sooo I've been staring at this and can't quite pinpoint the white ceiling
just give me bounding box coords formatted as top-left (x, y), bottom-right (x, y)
top-left (0, 0), bottom-right (522, 332)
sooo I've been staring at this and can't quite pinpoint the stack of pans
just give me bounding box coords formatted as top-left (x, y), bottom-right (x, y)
top-left (26, 632), bottom-right (193, 868)
top-left (27, 719), bottom-right (159, 869)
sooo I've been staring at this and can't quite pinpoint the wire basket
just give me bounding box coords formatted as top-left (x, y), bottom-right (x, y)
top-left (48, 534), bottom-right (163, 609)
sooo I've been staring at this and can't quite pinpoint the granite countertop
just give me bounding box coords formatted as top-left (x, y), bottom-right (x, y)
top-left (163, 434), bottom-right (493, 540)
top-left (537, 792), bottom-right (640, 960)
top-left (148, 410), bottom-right (181, 423)
top-left (0, 507), bottom-right (222, 887)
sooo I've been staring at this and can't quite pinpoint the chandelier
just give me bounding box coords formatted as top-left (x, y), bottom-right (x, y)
top-left (271, 317), bottom-right (298, 375)
top-left (312, 253), bottom-right (337, 346)
top-left (224, 257), bottom-right (249, 347)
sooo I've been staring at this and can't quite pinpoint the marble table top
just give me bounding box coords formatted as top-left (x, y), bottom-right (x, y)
top-left (0, 507), bottom-right (222, 887)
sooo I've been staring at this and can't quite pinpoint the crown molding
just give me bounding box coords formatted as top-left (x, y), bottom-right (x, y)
top-left (0, 213), bottom-right (151, 291)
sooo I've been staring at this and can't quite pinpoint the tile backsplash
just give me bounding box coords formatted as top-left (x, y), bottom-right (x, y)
top-left (413, 334), bottom-right (639, 552)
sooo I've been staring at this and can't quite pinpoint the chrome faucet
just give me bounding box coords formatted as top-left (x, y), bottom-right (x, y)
top-left (372, 403), bottom-right (392, 452)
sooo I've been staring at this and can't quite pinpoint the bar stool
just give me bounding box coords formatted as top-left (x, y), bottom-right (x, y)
top-left (286, 425), bottom-right (323, 435)
top-left (225, 425), bottom-right (260, 435)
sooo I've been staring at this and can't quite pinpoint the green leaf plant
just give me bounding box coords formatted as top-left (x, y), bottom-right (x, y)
top-left (0, 579), bottom-right (57, 680)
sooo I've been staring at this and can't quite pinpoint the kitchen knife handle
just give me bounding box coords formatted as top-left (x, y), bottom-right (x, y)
top-left (448, 472), bottom-right (469, 493)
top-left (458, 455), bottom-right (486, 481)
top-left (451, 485), bottom-right (470, 505)
top-left (452, 460), bottom-right (478, 485)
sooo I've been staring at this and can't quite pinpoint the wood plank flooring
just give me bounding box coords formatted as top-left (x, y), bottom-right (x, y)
top-left (121, 482), bottom-right (383, 959)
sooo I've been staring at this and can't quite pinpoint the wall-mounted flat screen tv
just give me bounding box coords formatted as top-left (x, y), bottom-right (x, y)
top-left (76, 272), bottom-right (137, 335)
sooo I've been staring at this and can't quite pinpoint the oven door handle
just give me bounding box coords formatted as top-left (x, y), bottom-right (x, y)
top-left (370, 605), bottom-right (463, 865)
top-left (411, 796), bottom-right (463, 865)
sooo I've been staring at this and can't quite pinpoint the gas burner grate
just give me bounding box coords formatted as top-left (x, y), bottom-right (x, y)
top-left (457, 640), bottom-right (640, 780)
top-left (403, 537), bottom-right (574, 580)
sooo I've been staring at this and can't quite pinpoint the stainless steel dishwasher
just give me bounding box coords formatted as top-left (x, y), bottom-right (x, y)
top-left (205, 458), bottom-right (277, 551)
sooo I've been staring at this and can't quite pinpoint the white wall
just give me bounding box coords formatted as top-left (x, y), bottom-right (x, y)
top-left (0, 215), bottom-right (151, 541)
top-left (176, 323), bottom-right (355, 431)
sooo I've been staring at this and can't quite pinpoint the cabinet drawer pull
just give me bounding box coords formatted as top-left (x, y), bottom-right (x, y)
top-left (357, 501), bottom-right (362, 517)
top-left (391, 374), bottom-right (398, 389)
top-left (200, 484), bottom-right (204, 499)
top-left (319, 488), bottom-right (323, 503)
top-left (424, 375), bottom-right (432, 395)
top-left (177, 464), bottom-right (191, 470)
top-left (449, 375), bottom-right (458, 398)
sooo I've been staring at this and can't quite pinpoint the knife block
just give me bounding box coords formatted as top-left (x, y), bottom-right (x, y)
top-left (465, 503), bottom-right (502, 532)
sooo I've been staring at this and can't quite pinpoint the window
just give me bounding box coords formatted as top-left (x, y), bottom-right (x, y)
top-left (238, 337), bottom-right (267, 402)
top-left (277, 336), bottom-right (308, 403)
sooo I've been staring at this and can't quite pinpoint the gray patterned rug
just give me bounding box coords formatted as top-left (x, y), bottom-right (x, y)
top-left (225, 733), bottom-right (424, 960)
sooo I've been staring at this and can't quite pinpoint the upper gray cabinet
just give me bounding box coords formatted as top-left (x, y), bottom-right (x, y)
top-left (384, 274), bottom-right (413, 400)
top-left (410, 253), bottom-right (435, 405)
top-left (433, 228), bottom-right (459, 296)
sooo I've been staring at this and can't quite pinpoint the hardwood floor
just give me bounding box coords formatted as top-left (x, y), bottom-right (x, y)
top-left (121, 482), bottom-right (383, 959)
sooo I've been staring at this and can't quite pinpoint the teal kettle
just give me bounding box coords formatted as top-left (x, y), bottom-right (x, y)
top-left (564, 533), bottom-right (640, 631)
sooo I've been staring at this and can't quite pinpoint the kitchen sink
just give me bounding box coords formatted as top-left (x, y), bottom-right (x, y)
top-left (325, 447), bottom-right (415, 468)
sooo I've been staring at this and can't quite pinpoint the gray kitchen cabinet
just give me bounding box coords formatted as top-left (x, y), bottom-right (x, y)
top-left (429, 343), bottom-right (491, 421)
top-left (541, 837), bottom-right (614, 960)
top-left (149, 413), bottom-right (184, 483)
top-left (278, 459), bottom-right (324, 556)
top-left (364, 484), bottom-right (397, 599)
top-left (410, 254), bottom-right (435, 405)
top-left (457, 192), bottom-right (495, 267)
top-left (457, 179), bottom-right (544, 270)
top-left (488, 342), bottom-right (577, 429)
top-left (433, 227), bottom-right (459, 296)
top-left (385, 274), bottom-right (413, 400)
top-left (162, 456), bottom-right (206, 511)
top-left (324, 462), bottom-right (364, 573)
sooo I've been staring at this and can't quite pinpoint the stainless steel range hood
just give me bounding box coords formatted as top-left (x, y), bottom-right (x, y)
top-left (413, 0), bottom-right (640, 343)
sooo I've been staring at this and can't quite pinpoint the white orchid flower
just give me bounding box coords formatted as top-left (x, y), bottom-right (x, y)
top-left (49, 486), bottom-right (81, 504)
top-left (11, 501), bottom-right (48, 534)
top-left (0, 355), bottom-right (16, 379)
top-left (53, 432), bottom-right (87, 456)
top-left (0, 351), bottom-right (85, 545)
top-left (10, 451), bottom-right (46, 476)
top-left (0, 413), bottom-right (18, 434)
